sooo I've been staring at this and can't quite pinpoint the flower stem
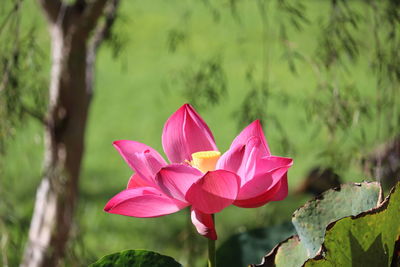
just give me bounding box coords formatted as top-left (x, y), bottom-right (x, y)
top-left (208, 214), bottom-right (216, 267)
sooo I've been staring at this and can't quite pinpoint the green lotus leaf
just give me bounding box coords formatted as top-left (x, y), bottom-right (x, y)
top-left (292, 182), bottom-right (381, 257)
top-left (304, 182), bottom-right (400, 267)
top-left (89, 249), bottom-right (182, 267)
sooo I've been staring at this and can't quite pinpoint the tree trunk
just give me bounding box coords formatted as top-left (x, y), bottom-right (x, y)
top-left (20, 1), bottom-right (117, 265)
top-left (21, 20), bottom-right (92, 267)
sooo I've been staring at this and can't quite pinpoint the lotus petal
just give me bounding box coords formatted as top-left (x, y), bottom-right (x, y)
top-left (185, 170), bottom-right (240, 214)
top-left (104, 187), bottom-right (188, 218)
top-left (127, 173), bottom-right (149, 189)
top-left (162, 104), bottom-right (217, 163)
top-left (114, 140), bottom-right (167, 184)
top-left (156, 164), bottom-right (203, 202)
top-left (230, 120), bottom-right (270, 156)
top-left (233, 180), bottom-right (281, 208)
top-left (217, 136), bottom-right (263, 186)
top-left (191, 208), bottom-right (217, 240)
top-left (236, 156), bottom-right (293, 200)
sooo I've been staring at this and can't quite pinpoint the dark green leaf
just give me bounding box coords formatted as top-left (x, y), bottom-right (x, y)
top-left (89, 249), bottom-right (182, 267)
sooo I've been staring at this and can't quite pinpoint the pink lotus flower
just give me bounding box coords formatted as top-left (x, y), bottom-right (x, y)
top-left (104, 104), bottom-right (292, 240)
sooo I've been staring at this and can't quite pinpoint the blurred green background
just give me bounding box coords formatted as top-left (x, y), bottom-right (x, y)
top-left (1, 0), bottom-right (399, 266)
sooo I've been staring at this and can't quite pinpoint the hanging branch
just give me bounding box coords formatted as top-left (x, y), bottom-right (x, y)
top-left (86, 0), bottom-right (120, 94)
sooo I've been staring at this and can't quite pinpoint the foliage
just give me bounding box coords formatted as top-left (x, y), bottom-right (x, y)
top-left (234, 0), bottom-right (308, 131)
top-left (220, 0), bottom-right (398, 167)
top-left (305, 0), bottom-right (400, 175)
top-left (0, 2), bottom-right (46, 264)
top-left (181, 56), bottom-right (227, 110)
top-left (0, 0), bottom-right (46, 154)
top-left (292, 182), bottom-right (381, 257)
top-left (253, 182), bottom-right (399, 267)
top-left (304, 182), bottom-right (400, 266)
top-left (89, 249), bottom-right (182, 267)
top-left (0, 187), bottom-right (27, 267)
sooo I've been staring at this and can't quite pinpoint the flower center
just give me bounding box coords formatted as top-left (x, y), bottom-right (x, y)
top-left (191, 150), bottom-right (221, 173)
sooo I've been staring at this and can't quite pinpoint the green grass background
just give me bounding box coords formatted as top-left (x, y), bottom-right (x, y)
top-left (1, 0), bottom-right (389, 266)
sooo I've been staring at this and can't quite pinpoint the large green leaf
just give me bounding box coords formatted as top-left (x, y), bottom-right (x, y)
top-left (89, 249), bottom-right (182, 267)
top-left (292, 182), bottom-right (381, 257)
top-left (251, 182), bottom-right (382, 267)
top-left (304, 182), bottom-right (400, 267)
top-left (217, 222), bottom-right (295, 267)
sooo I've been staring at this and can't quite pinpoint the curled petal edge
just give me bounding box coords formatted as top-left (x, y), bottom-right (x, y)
top-left (233, 173), bottom-right (288, 208)
top-left (191, 208), bottom-right (217, 240)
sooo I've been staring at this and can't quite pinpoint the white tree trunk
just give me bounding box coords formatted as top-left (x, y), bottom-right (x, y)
top-left (21, 21), bottom-right (91, 267)
top-left (21, 1), bottom-right (115, 265)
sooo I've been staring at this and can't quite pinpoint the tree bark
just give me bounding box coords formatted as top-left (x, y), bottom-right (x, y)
top-left (20, 0), bottom-right (114, 266)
